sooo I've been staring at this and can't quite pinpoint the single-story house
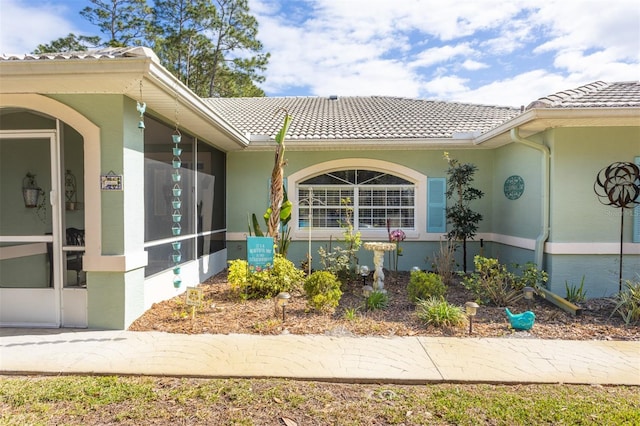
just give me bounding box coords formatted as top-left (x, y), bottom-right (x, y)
top-left (1, 47), bottom-right (638, 329)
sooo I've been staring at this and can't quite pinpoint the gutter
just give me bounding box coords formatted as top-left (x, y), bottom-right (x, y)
top-left (510, 127), bottom-right (550, 269)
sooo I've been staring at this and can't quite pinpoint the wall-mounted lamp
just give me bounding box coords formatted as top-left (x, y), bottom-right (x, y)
top-left (65, 169), bottom-right (78, 210)
top-left (465, 301), bottom-right (480, 335)
top-left (22, 172), bottom-right (43, 208)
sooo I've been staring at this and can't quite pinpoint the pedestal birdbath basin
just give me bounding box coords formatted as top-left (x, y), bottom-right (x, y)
top-left (363, 242), bottom-right (396, 293)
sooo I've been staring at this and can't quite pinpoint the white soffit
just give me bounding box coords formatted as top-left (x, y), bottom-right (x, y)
top-left (0, 56), bottom-right (249, 152)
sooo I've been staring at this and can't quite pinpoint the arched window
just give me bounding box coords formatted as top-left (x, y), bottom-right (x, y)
top-left (298, 169), bottom-right (415, 231)
top-left (288, 159), bottom-right (438, 240)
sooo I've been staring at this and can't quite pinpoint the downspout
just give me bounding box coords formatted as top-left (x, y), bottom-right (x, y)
top-left (510, 127), bottom-right (550, 269)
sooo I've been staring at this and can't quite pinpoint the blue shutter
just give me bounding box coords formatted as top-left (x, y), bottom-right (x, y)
top-left (427, 177), bottom-right (446, 233)
top-left (634, 157), bottom-right (640, 243)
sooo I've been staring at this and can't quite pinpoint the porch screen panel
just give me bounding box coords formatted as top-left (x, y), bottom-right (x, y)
top-left (0, 137), bottom-right (52, 288)
top-left (196, 140), bottom-right (226, 256)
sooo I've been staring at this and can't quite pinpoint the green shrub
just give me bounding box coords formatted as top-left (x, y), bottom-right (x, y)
top-left (317, 198), bottom-right (361, 282)
top-left (611, 279), bottom-right (640, 325)
top-left (227, 254), bottom-right (305, 299)
top-left (565, 276), bottom-right (587, 303)
top-left (513, 261), bottom-right (548, 291)
top-left (431, 240), bottom-right (457, 286)
top-left (462, 256), bottom-right (521, 306)
top-left (407, 270), bottom-right (446, 303)
top-left (343, 307), bottom-right (359, 321)
top-left (303, 271), bottom-right (343, 313)
top-left (365, 291), bottom-right (389, 311)
top-left (415, 296), bottom-right (465, 328)
top-left (227, 258), bottom-right (249, 294)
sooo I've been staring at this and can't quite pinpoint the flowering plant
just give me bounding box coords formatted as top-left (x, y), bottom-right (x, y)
top-left (388, 227), bottom-right (406, 273)
top-left (389, 229), bottom-right (406, 243)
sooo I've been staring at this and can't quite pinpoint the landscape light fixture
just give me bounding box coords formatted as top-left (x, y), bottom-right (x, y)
top-left (359, 265), bottom-right (369, 286)
top-left (523, 286), bottom-right (535, 308)
top-left (523, 286), bottom-right (535, 300)
top-left (362, 285), bottom-right (374, 298)
top-left (276, 292), bottom-right (291, 322)
top-left (411, 266), bottom-right (421, 273)
top-left (465, 301), bottom-right (480, 335)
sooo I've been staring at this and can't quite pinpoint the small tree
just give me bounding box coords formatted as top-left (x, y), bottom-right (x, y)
top-left (267, 109), bottom-right (292, 243)
top-left (443, 152), bottom-right (484, 272)
top-left (247, 109), bottom-right (293, 257)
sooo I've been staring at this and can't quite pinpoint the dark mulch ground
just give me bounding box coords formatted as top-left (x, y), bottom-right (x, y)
top-left (129, 270), bottom-right (639, 341)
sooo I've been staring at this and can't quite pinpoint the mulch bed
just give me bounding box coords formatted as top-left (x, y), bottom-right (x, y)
top-left (129, 270), bottom-right (639, 341)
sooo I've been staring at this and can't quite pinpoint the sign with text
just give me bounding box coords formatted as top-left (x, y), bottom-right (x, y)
top-left (100, 172), bottom-right (123, 191)
top-left (247, 236), bottom-right (274, 273)
top-left (185, 287), bottom-right (203, 306)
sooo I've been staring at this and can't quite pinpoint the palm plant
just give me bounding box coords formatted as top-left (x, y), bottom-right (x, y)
top-left (267, 109), bottom-right (292, 245)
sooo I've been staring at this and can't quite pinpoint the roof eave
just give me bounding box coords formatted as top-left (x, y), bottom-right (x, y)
top-left (474, 107), bottom-right (640, 147)
top-left (243, 137), bottom-right (479, 151)
top-left (145, 61), bottom-right (249, 150)
top-left (0, 54), bottom-right (250, 151)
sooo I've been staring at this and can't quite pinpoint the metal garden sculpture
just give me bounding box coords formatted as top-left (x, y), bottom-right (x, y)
top-left (593, 162), bottom-right (640, 292)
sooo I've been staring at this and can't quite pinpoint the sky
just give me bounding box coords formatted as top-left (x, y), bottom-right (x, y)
top-left (1, 0), bottom-right (639, 108)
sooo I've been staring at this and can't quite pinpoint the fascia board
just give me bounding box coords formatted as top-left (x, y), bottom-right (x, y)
top-left (242, 138), bottom-right (479, 151)
top-left (0, 58), bottom-right (151, 91)
top-left (475, 107), bottom-right (640, 147)
top-left (0, 56), bottom-right (250, 150)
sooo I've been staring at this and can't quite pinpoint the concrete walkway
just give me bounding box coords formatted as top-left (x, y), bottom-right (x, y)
top-left (1, 328), bottom-right (638, 385)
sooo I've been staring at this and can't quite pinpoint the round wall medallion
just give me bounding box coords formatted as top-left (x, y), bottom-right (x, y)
top-left (504, 175), bottom-right (525, 200)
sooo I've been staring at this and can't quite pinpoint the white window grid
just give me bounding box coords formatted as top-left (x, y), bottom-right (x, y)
top-left (298, 184), bottom-right (415, 230)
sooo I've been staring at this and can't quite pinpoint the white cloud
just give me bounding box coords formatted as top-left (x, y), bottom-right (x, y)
top-left (0, 0), bottom-right (80, 54)
top-left (1, 0), bottom-right (638, 108)
top-left (532, 0), bottom-right (640, 58)
top-left (253, 0), bottom-right (639, 104)
top-left (445, 70), bottom-right (585, 107)
top-left (461, 59), bottom-right (488, 71)
top-left (422, 76), bottom-right (470, 99)
top-left (410, 43), bottom-right (478, 69)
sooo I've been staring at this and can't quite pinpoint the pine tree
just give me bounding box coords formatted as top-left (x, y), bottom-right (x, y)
top-left (36, 0), bottom-right (268, 98)
top-left (80, 0), bottom-right (152, 47)
top-left (33, 34), bottom-right (101, 53)
top-left (150, 0), bottom-right (268, 97)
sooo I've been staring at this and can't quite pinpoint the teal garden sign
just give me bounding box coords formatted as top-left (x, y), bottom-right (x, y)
top-left (247, 236), bottom-right (274, 272)
top-left (504, 175), bottom-right (525, 200)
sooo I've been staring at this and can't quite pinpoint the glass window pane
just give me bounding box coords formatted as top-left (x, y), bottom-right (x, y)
top-left (196, 140), bottom-right (226, 235)
top-left (144, 119), bottom-right (195, 241)
top-left (298, 170), bottom-right (414, 230)
top-left (145, 239), bottom-right (195, 277)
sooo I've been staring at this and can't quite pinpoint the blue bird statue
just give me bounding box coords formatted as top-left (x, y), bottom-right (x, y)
top-left (505, 308), bottom-right (535, 330)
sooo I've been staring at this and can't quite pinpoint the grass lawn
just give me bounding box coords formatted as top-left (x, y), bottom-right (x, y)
top-left (1, 375), bottom-right (638, 425)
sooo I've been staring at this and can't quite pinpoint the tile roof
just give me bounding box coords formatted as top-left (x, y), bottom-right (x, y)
top-left (205, 96), bottom-right (521, 141)
top-left (1, 46), bottom-right (636, 142)
top-left (0, 46), bottom-right (159, 62)
top-left (525, 81), bottom-right (640, 109)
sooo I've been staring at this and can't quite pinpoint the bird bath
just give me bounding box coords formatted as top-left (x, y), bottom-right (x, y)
top-left (363, 242), bottom-right (396, 293)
